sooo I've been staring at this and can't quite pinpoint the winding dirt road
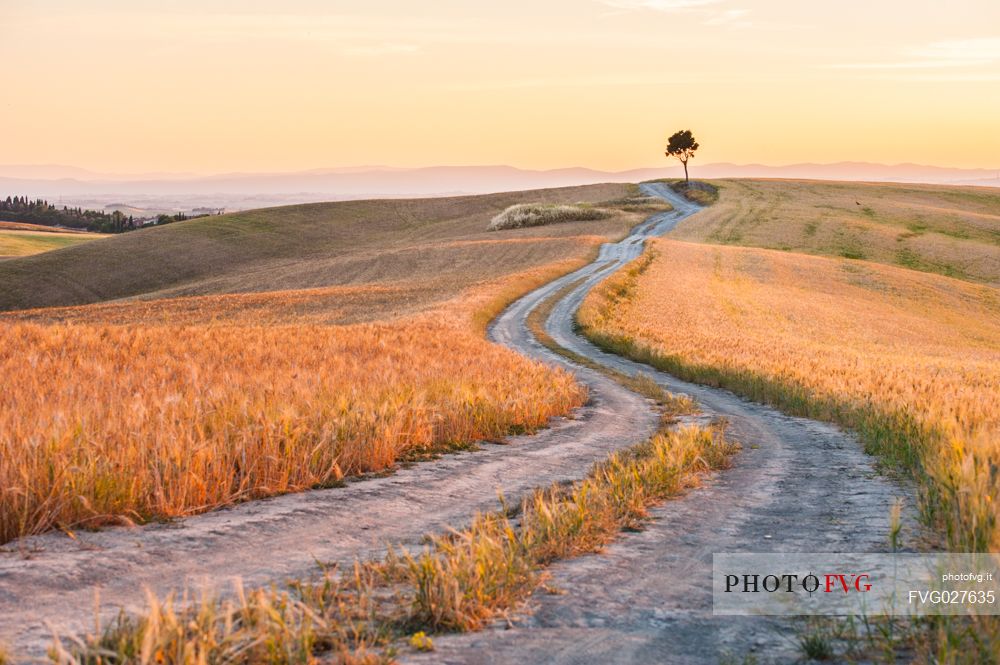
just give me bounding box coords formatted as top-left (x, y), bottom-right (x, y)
top-left (0, 184), bottom-right (916, 663)
top-left (408, 183), bottom-right (919, 663)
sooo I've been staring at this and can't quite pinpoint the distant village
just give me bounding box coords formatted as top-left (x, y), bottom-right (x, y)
top-left (104, 203), bottom-right (227, 227)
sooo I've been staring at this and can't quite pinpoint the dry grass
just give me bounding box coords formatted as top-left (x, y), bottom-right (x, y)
top-left (488, 203), bottom-right (611, 230)
top-left (668, 180), bottom-right (720, 206)
top-left (1, 250), bottom-right (604, 328)
top-left (669, 179), bottom-right (1000, 285)
top-left (54, 423), bottom-right (736, 664)
top-left (579, 239), bottom-right (1000, 553)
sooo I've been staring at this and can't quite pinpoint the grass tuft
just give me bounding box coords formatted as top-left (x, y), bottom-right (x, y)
top-left (669, 180), bottom-right (720, 206)
top-left (798, 629), bottom-right (835, 661)
top-left (488, 204), bottom-right (611, 231)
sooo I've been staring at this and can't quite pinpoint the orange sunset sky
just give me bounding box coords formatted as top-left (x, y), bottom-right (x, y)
top-left (2, 0), bottom-right (999, 174)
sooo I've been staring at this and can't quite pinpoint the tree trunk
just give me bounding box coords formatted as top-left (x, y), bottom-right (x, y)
top-left (682, 159), bottom-right (689, 184)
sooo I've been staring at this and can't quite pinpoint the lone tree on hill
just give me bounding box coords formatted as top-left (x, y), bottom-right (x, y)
top-left (666, 129), bottom-right (699, 184)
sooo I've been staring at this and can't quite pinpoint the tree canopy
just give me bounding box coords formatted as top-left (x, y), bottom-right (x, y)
top-left (0, 196), bottom-right (136, 233)
top-left (666, 130), bottom-right (699, 183)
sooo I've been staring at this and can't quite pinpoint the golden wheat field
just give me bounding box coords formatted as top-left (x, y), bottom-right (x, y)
top-left (0, 265), bottom-right (591, 544)
top-left (0, 185), bottom-right (651, 545)
top-left (579, 238), bottom-right (1000, 550)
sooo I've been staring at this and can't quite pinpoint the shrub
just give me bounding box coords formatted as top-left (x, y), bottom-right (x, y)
top-left (669, 180), bottom-right (719, 205)
top-left (597, 196), bottom-right (673, 213)
top-left (488, 204), bottom-right (610, 231)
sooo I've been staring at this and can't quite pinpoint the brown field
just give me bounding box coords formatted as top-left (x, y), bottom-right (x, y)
top-left (669, 179), bottom-right (1000, 285)
top-left (0, 184), bottom-right (648, 543)
top-left (579, 238), bottom-right (1000, 550)
top-left (1, 240), bottom-right (608, 327)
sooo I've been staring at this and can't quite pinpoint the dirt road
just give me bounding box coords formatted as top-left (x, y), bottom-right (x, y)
top-left (0, 183), bottom-right (915, 663)
top-left (408, 182), bottom-right (919, 663)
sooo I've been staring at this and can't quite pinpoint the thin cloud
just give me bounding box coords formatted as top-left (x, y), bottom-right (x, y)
top-left (887, 71), bottom-right (1000, 82)
top-left (919, 37), bottom-right (1000, 61)
top-left (830, 36), bottom-right (1000, 70)
top-left (704, 8), bottom-right (751, 26)
top-left (342, 43), bottom-right (420, 57)
top-left (597, 0), bottom-right (722, 12)
top-left (597, 1), bottom-right (752, 29)
top-left (444, 71), bottom-right (714, 92)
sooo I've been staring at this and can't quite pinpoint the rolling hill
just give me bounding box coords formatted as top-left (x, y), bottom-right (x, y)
top-left (669, 179), bottom-right (1000, 285)
top-left (0, 183), bottom-right (638, 313)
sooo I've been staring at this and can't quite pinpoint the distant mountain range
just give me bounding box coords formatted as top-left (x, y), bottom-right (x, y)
top-left (0, 162), bottom-right (996, 214)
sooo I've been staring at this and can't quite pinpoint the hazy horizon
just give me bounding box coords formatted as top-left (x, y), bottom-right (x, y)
top-left (1, 158), bottom-right (998, 181)
top-left (3, 160), bottom-right (996, 217)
